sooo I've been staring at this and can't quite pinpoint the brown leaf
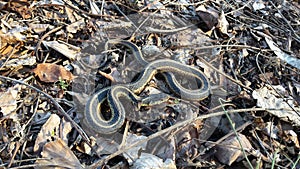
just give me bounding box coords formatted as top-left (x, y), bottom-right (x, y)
top-left (35, 138), bottom-right (83, 169)
top-left (0, 85), bottom-right (20, 118)
top-left (33, 63), bottom-right (74, 83)
top-left (215, 134), bottom-right (253, 166)
top-left (34, 114), bottom-right (60, 152)
top-left (33, 113), bottom-right (73, 153)
top-left (196, 5), bottom-right (218, 30)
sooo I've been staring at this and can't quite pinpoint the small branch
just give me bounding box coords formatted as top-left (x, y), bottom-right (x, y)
top-left (35, 26), bottom-right (64, 62)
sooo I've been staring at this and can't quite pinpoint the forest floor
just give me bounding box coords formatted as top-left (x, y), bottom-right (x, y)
top-left (0, 0), bottom-right (300, 168)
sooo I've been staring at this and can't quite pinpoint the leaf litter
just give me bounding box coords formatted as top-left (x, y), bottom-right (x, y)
top-left (0, 0), bottom-right (299, 168)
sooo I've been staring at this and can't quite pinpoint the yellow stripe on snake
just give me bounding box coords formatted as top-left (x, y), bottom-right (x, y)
top-left (84, 39), bottom-right (211, 134)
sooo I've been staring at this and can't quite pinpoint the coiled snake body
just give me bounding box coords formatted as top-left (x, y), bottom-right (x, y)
top-left (84, 40), bottom-right (211, 134)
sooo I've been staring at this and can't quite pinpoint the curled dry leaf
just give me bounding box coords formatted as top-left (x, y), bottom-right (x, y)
top-left (176, 125), bottom-right (201, 159)
top-left (33, 63), bottom-right (74, 83)
top-left (35, 138), bottom-right (83, 169)
top-left (284, 130), bottom-right (300, 149)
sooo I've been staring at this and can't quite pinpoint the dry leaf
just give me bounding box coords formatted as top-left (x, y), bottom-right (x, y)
top-left (252, 0), bottom-right (266, 11)
top-left (123, 133), bottom-right (147, 164)
top-left (42, 41), bottom-right (79, 60)
top-left (76, 141), bottom-right (93, 155)
top-left (284, 130), bottom-right (300, 149)
top-left (196, 5), bottom-right (218, 30)
top-left (4, 1), bottom-right (31, 19)
top-left (35, 138), bottom-right (83, 169)
top-left (29, 24), bottom-right (51, 34)
top-left (264, 36), bottom-right (300, 70)
top-left (33, 113), bottom-right (73, 153)
top-left (66, 19), bottom-right (86, 33)
top-left (34, 114), bottom-right (61, 152)
top-left (217, 11), bottom-right (229, 36)
top-left (5, 54), bottom-right (36, 68)
top-left (65, 7), bottom-right (77, 22)
top-left (258, 72), bottom-right (274, 83)
top-left (252, 85), bottom-right (300, 126)
top-left (131, 153), bottom-right (176, 169)
top-left (215, 134), bottom-right (253, 166)
top-left (61, 117), bottom-right (73, 143)
top-left (0, 85), bottom-right (20, 119)
top-left (263, 122), bottom-right (279, 139)
top-left (33, 63), bottom-right (74, 83)
top-left (0, 26), bottom-right (28, 44)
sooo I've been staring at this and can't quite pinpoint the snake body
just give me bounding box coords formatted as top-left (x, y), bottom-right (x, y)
top-left (84, 40), bottom-right (211, 134)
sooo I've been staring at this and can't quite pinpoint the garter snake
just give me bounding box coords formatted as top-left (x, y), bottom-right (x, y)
top-left (84, 40), bottom-right (211, 134)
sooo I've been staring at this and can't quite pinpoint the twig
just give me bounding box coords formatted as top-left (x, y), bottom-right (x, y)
top-left (167, 0), bottom-right (208, 6)
top-left (225, 0), bottom-right (253, 16)
top-left (7, 141), bottom-right (20, 168)
top-left (35, 26), bottom-right (64, 62)
top-left (193, 44), bottom-right (267, 51)
top-left (197, 121), bottom-right (252, 157)
top-left (146, 24), bottom-right (196, 34)
top-left (130, 1), bottom-right (170, 39)
top-left (253, 130), bottom-right (273, 161)
top-left (292, 154), bottom-right (300, 169)
top-left (111, 1), bottom-right (140, 13)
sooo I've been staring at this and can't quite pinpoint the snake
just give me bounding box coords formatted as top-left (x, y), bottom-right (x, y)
top-left (84, 39), bottom-right (211, 134)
